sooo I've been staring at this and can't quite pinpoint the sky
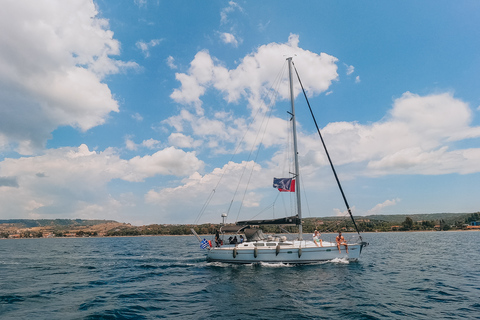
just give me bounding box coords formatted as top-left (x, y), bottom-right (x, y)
top-left (1, 0), bottom-right (480, 225)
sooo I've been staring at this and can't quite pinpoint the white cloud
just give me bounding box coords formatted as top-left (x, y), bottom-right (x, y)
top-left (134, 0), bottom-right (147, 8)
top-left (314, 92), bottom-right (480, 176)
top-left (168, 133), bottom-right (196, 148)
top-left (170, 34), bottom-right (338, 115)
top-left (0, 144), bottom-right (204, 219)
top-left (126, 137), bottom-right (162, 151)
top-left (166, 35), bottom-right (339, 159)
top-left (346, 64), bottom-right (355, 75)
top-left (124, 147), bottom-right (204, 182)
top-left (367, 198), bottom-right (400, 215)
top-left (142, 139), bottom-right (161, 149)
top-left (166, 56), bottom-right (177, 69)
top-left (160, 36), bottom-right (480, 223)
top-left (0, 0), bottom-right (138, 154)
top-left (220, 32), bottom-right (239, 47)
top-left (132, 113), bottom-right (143, 121)
top-left (136, 39), bottom-right (162, 58)
top-left (145, 160), bottom-right (266, 223)
top-left (258, 21), bottom-right (271, 32)
top-left (355, 76), bottom-right (361, 83)
top-left (333, 207), bottom-right (356, 217)
top-left (125, 137), bottom-right (138, 151)
top-left (220, 1), bottom-right (243, 25)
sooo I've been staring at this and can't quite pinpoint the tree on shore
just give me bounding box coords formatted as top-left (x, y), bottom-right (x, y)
top-left (402, 217), bottom-right (414, 230)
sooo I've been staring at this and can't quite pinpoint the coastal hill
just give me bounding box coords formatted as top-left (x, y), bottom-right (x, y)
top-left (0, 212), bottom-right (478, 238)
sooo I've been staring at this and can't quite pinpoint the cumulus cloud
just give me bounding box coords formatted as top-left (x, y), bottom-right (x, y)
top-left (142, 139), bottom-right (161, 149)
top-left (367, 198), bottom-right (400, 215)
top-left (171, 35), bottom-right (337, 109)
top-left (219, 32), bottom-right (239, 47)
top-left (168, 133), bottom-right (198, 148)
top-left (125, 137), bottom-right (138, 151)
top-left (145, 160), bottom-right (266, 223)
top-left (0, 0), bottom-right (138, 154)
top-left (309, 92), bottom-right (480, 177)
top-left (158, 37), bottom-right (480, 222)
top-left (0, 144), bottom-right (203, 219)
top-left (167, 35), bottom-right (339, 155)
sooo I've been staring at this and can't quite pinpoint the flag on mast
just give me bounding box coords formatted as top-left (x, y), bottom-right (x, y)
top-left (273, 178), bottom-right (295, 192)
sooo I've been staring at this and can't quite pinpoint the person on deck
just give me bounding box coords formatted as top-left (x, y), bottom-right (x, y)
top-left (312, 230), bottom-right (323, 247)
top-left (336, 231), bottom-right (348, 253)
top-left (215, 230), bottom-right (221, 247)
top-left (239, 235), bottom-right (244, 243)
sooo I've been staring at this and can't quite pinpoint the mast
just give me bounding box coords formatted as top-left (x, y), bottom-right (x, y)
top-left (291, 61), bottom-right (363, 241)
top-left (287, 57), bottom-right (303, 241)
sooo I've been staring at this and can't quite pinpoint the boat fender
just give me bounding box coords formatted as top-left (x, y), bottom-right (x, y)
top-left (276, 245), bottom-right (280, 256)
top-left (298, 248), bottom-right (302, 258)
top-left (254, 247), bottom-right (258, 258)
top-left (233, 247), bottom-right (237, 258)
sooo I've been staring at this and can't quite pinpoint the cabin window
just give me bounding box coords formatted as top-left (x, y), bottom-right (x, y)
top-left (266, 243), bottom-right (276, 246)
top-left (254, 243), bottom-right (265, 247)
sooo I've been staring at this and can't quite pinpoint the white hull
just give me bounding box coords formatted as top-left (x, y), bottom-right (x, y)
top-left (206, 240), bottom-right (366, 264)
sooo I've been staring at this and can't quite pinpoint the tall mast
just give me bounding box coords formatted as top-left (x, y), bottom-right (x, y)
top-left (287, 57), bottom-right (303, 241)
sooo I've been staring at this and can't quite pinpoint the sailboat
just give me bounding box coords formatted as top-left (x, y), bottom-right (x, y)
top-left (192, 57), bottom-right (368, 264)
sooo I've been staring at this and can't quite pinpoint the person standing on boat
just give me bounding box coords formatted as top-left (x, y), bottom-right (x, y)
top-left (336, 231), bottom-right (348, 253)
top-left (312, 230), bottom-right (323, 247)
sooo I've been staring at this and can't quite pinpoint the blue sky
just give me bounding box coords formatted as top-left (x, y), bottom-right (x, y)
top-left (1, 0), bottom-right (479, 225)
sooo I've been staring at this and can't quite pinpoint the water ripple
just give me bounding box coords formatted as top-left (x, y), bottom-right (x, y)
top-left (0, 232), bottom-right (479, 319)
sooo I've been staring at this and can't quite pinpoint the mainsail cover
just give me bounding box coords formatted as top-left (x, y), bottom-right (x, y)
top-left (236, 215), bottom-right (300, 226)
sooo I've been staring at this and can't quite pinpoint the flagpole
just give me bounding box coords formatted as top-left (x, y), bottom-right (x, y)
top-left (287, 57), bottom-right (303, 241)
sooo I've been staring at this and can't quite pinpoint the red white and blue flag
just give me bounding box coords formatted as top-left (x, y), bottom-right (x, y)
top-left (273, 178), bottom-right (295, 192)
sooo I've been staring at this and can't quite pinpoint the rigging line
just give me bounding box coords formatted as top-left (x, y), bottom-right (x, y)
top-left (292, 61), bottom-right (362, 239)
top-left (234, 62), bottom-right (288, 223)
top-left (300, 174), bottom-right (312, 218)
top-left (244, 181), bottom-right (282, 222)
top-left (234, 90), bottom-right (277, 222)
top-left (193, 64), bottom-right (287, 225)
top-left (194, 190), bottom-right (215, 224)
top-left (243, 202), bottom-right (276, 221)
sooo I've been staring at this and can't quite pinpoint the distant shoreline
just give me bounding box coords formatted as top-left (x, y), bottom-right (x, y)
top-left (2, 228), bottom-right (479, 241)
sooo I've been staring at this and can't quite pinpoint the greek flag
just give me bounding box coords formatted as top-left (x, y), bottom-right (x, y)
top-left (200, 239), bottom-right (208, 249)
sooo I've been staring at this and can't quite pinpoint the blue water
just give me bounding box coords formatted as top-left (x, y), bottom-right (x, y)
top-left (1, 232), bottom-right (479, 319)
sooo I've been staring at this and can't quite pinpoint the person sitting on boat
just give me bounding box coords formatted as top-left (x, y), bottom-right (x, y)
top-left (336, 231), bottom-right (348, 253)
top-left (215, 230), bottom-right (221, 247)
top-left (312, 230), bottom-right (323, 247)
top-left (239, 235), bottom-right (244, 243)
top-left (228, 236), bottom-right (233, 244)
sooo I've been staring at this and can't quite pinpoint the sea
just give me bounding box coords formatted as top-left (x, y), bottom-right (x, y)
top-left (1, 231), bottom-right (479, 319)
